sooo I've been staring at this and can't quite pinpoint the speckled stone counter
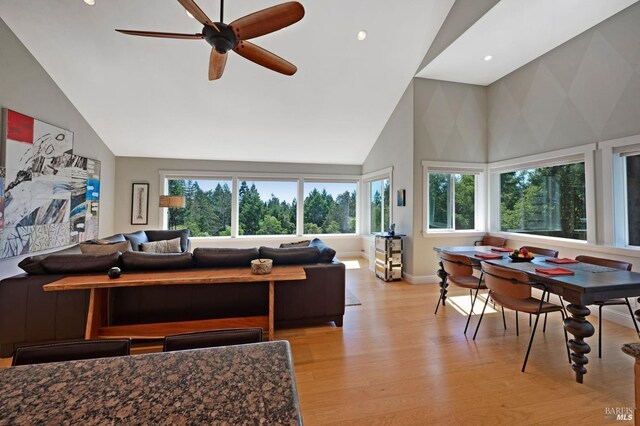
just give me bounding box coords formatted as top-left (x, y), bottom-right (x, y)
top-left (0, 341), bottom-right (302, 425)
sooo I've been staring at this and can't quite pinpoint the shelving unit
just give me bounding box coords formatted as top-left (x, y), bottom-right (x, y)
top-left (374, 233), bottom-right (405, 281)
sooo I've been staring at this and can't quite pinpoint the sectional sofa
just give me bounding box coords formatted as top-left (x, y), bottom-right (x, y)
top-left (0, 230), bottom-right (345, 357)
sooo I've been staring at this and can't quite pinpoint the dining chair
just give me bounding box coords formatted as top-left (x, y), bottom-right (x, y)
top-left (12, 339), bottom-right (131, 366)
top-left (474, 235), bottom-right (507, 247)
top-left (473, 262), bottom-right (570, 372)
top-left (163, 328), bottom-right (263, 352)
top-left (520, 246), bottom-right (559, 258)
top-left (575, 255), bottom-right (640, 358)
top-left (435, 252), bottom-right (502, 334)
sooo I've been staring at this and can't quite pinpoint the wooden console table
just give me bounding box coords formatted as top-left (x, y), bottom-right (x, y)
top-left (43, 267), bottom-right (306, 341)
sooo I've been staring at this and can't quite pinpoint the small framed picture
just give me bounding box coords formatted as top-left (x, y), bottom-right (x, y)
top-left (397, 189), bottom-right (406, 207)
top-left (131, 183), bottom-right (149, 225)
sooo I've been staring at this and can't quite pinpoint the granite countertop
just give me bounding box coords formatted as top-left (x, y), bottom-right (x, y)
top-left (0, 341), bottom-right (301, 425)
top-left (622, 342), bottom-right (640, 359)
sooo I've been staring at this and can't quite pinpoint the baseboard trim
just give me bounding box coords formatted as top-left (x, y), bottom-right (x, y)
top-left (403, 273), bottom-right (439, 284)
top-left (337, 251), bottom-right (366, 259)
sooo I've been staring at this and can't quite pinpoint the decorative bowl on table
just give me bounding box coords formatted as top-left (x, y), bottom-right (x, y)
top-left (251, 258), bottom-right (273, 274)
top-left (509, 254), bottom-right (534, 263)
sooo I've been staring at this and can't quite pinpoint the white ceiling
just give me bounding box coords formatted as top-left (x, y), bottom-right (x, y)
top-left (0, 0), bottom-right (455, 165)
top-left (416, 0), bottom-right (639, 86)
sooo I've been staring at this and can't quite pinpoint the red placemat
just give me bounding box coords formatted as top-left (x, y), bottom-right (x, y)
top-left (475, 253), bottom-right (503, 259)
top-left (491, 247), bottom-right (513, 252)
top-left (545, 258), bottom-right (579, 264)
top-left (535, 267), bottom-right (575, 276)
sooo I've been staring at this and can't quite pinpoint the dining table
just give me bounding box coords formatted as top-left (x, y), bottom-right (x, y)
top-left (0, 340), bottom-right (302, 425)
top-left (434, 245), bottom-right (640, 384)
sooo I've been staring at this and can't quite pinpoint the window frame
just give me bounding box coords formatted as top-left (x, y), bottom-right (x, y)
top-left (158, 170), bottom-right (360, 238)
top-left (487, 144), bottom-right (596, 244)
top-left (601, 135), bottom-right (640, 248)
top-left (361, 167), bottom-right (393, 235)
top-left (422, 161), bottom-right (486, 235)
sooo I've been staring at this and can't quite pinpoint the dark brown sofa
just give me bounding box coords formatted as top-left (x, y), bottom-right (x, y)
top-left (0, 233), bottom-right (345, 357)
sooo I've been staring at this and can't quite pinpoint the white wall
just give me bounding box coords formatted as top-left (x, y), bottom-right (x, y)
top-left (362, 82), bottom-right (415, 274)
top-left (0, 18), bottom-right (116, 279)
top-left (114, 156), bottom-right (363, 258)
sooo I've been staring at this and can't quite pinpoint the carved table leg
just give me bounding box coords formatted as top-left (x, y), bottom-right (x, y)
top-left (563, 304), bottom-right (595, 384)
top-left (434, 260), bottom-right (448, 314)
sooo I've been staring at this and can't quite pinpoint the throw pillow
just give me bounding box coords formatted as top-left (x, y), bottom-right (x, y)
top-left (80, 241), bottom-right (132, 254)
top-left (279, 240), bottom-right (311, 248)
top-left (140, 237), bottom-right (182, 254)
top-left (145, 229), bottom-right (190, 252)
top-left (123, 230), bottom-right (150, 251)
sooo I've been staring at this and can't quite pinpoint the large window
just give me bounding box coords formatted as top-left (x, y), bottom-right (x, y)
top-left (167, 178), bottom-right (232, 236)
top-left (423, 162), bottom-right (485, 233)
top-left (369, 178), bottom-right (390, 234)
top-left (238, 180), bottom-right (296, 236)
top-left (626, 154), bottom-right (640, 246)
top-left (428, 173), bottom-right (475, 230)
top-left (499, 163), bottom-right (586, 240)
top-left (303, 182), bottom-right (357, 234)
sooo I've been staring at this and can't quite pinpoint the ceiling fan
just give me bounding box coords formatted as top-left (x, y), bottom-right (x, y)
top-left (116, 0), bottom-right (305, 80)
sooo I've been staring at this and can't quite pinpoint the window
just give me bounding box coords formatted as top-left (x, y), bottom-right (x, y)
top-left (499, 163), bottom-right (586, 240)
top-left (167, 178), bottom-right (232, 236)
top-left (423, 162), bottom-right (485, 233)
top-left (428, 173), bottom-right (475, 230)
top-left (369, 178), bottom-right (390, 234)
top-left (303, 182), bottom-right (357, 234)
top-left (626, 154), bottom-right (640, 246)
top-left (238, 180), bottom-right (297, 236)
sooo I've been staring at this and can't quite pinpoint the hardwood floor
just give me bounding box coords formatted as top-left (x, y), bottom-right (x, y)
top-left (277, 258), bottom-right (637, 425)
top-left (0, 258), bottom-right (636, 425)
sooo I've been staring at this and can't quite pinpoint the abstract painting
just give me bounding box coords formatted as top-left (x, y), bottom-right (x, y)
top-left (1, 109), bottom-right (100, 258)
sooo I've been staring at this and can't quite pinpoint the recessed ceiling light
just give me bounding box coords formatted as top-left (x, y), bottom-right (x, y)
top-left (484, 55), bottom-right (493, 61)
top-left (357, 30), bottom-right (367, 41)
top-left (186, 10), bottom-right (195, 19)
top-left (83, 0), bottom-right (95, 5)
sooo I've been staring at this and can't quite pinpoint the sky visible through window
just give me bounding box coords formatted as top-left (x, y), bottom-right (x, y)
top-left (194, 179), bottom-right (356, 202)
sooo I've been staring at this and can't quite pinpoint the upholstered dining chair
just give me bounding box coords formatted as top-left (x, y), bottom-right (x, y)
top-left (520, 246), bottom-right (559, 258)
top-left (163, 328), bottom-right (263, 352)
top-left (435, 252), bottom-right (499, 334)
top-left (575, 255), bottom-right (640, 358)
top-left (12, 339), bottom-right (131, 366)
top-left (473, 262), bottom-right (570, 372)
top-left (474, 235), bottom-right (507, 247)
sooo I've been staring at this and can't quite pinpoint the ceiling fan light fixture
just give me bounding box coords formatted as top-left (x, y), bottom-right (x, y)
top-left (484, 55), bottom-right (493, 61)
top-left (83, 0), bottom-right (95, 5)
top-left (357, 30), bottom-right (367, 41)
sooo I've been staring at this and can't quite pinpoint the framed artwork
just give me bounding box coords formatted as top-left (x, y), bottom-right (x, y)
top-left (0, 109), bottom-right (101, 258)
top-left (131, 183), bottom-right (149, 225)
top-left (397, 189), bottom-right (406, 207)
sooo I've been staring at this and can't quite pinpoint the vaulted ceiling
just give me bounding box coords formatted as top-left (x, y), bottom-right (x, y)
top-left (1, 0), bottom-right (637, 166)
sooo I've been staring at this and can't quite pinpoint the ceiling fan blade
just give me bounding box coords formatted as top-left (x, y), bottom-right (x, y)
top-left (176, 0), bottom-right (220, 31)
top-left (233, 41), bottom-right (297, 76)
top-left (209, 49), bottom-right (227, 80)
top-left (116, 29), bottom-right (204, 40)
top-left (229, 1), bottom-right (304, 41)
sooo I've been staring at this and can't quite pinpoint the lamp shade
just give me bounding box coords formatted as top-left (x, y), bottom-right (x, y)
top-left (159, 195), bottom-right (186, 208)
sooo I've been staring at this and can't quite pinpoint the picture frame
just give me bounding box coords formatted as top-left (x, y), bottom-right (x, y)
top-left (131, 183), bottom-right (149, 225)
top-left (397, 189), bottom-right (406, 207)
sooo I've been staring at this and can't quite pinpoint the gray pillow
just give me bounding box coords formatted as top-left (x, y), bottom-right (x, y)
top-left (123, 230), bottom-right (150, 251)
top-left (140, 237), bottom-right (182, 253)
top-left (80, 241), bottom-right (132, 254)
top-left (309, 238), bottom-right (336, 263)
